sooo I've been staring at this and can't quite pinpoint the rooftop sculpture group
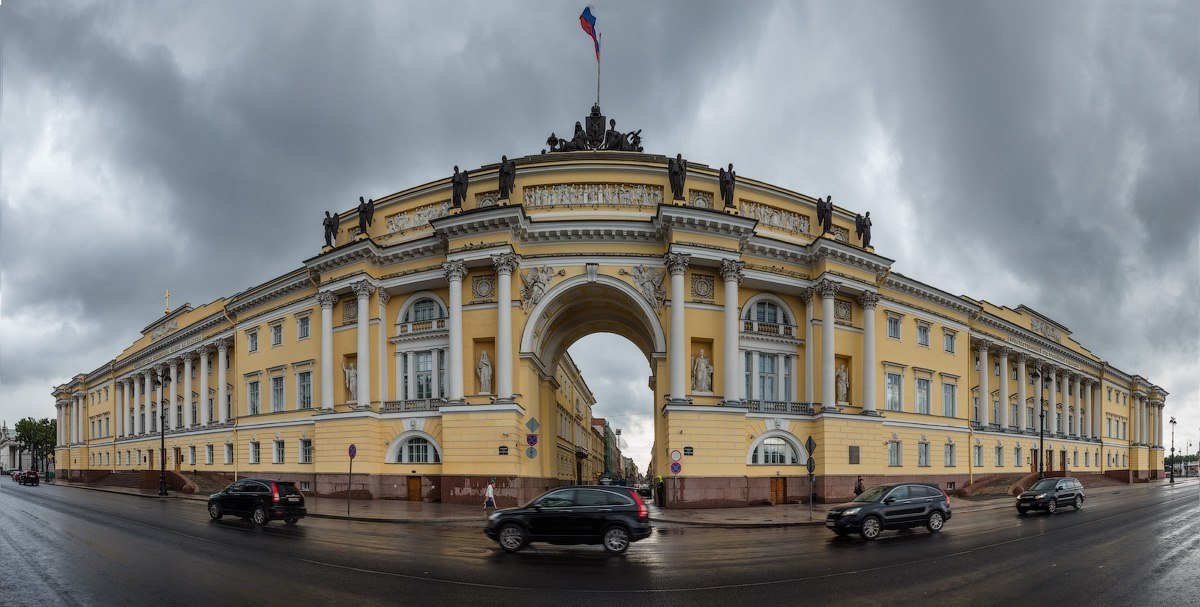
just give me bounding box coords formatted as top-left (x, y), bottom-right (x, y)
top-left (544, 104), bottom-right (643, 153)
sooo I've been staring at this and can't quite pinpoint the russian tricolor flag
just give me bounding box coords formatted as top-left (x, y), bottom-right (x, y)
top-left (580, 7), bottom-right (600, 62)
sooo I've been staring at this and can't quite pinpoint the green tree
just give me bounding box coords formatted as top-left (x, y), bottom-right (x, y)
top-left (15, 417), bottom-right (56, 472)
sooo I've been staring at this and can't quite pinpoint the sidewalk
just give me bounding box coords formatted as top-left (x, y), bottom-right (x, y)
top-left (45, 477), bottom-right (1194, 528)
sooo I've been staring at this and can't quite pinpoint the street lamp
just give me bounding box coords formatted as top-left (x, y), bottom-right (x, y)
top-left (153, 369), bottom-right (171, 496)
top-left (1031, 369), bottom-right (1048, 479)
top-left (1168, 417), bottom-right (1176, 484)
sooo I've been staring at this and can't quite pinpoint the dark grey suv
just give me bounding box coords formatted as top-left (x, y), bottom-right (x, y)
top-left (207, 479), bottom-right (307, 526)
top-left (485, 485), bottom-right (652, 554)
top-left (826, 483), bottom-right (952, 540)
top-left (1016, 477), bottom-right (1084, 515)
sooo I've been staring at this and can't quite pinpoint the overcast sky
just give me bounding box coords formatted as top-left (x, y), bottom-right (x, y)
top-left (2, 1), bottom-right (1197, 470)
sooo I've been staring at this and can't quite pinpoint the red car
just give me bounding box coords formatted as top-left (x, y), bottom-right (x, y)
top-left (18, 471), bottom-right (40, 486)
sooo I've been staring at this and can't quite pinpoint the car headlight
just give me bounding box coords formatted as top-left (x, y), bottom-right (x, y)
top-left (1034, 493), bottom-right (1046, 499)
top-left (842, 507), bottom-right (861, 516)
top-left (488, 512), bottom-right (502, 521)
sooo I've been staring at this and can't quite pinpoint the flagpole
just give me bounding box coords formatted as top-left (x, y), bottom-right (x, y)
top-left (596, 32), bottom-right (602, 107)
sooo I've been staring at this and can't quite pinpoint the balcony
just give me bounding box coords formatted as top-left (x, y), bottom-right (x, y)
top-left (381, 399), bottom-right (445, 413)
top-left (396, 317), bottom-right (448, 335)
top-left (745, 400), bottom-right (813, 415)
top-left (741, 320), bottom-right (797, 338)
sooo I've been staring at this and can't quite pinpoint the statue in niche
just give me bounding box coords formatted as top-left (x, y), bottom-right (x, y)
top-left (719, 163), bottom-right (736, 208)
top-left (816, 195), bottom-right (834, 234)
top-left (343, 362), bottom-right (358, 402)
top-left (357, 197), bottom-right (375, 235)
top-left (451, 166), bottom-right (469, 208)
top-left (855, 212), bottom-right (873, 248)
top-left (322, 211), bottom-right (340, 247)
top-left (692, 350), bottom-right (713, 393)
top-left (498, 155), bottom-right (516, 200)
top-left (477, 351), bottom-right (493, 394)
top-left (836, 364), bottom-right (849, 403)
top-left (668, 154), bottom-right (688, 201)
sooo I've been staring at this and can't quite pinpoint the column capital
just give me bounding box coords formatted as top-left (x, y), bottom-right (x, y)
top-left (857, 291), bottom-right (880, 309)
top-left (196, 344), bottom-right (213, 357)
top-left (798, 289), bottom-right (812, 306)
top-left (664, 252), bottom-right (690, 275)
top-left (492, 253), bottom-right (521, 276)
top-left (443, 260), bottom-right (468, 282)
top-left (351, 280), bottom-right (376, 299)
top-left (718, 259), bottom-right (745, 284)
top-left (1011, 352), bottom-right (1026, 364)
top-left (971, 337), bottom-right (992, 352)
top-left (815, 278), bottom-right (839, 299)
top-left (378, 290), bottom-right (391, 306)
top-left (317, 291), bottom-right (339, 309)
top-left (995, 346), bottom-right (1009, 358)
top-left (216, 338), bottom-right (230, 353)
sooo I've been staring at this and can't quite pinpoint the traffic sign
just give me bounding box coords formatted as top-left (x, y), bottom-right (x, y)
top-left (806, 456), bottom-right (816, 474)
top-left (348, 444), bottom-right (357, 459)
top-left (526, 434), bottom-right (538, 447)
top-left (670, 461), bottom-right (682, 475)
top-left (670, 449), bottom-right (682, 462)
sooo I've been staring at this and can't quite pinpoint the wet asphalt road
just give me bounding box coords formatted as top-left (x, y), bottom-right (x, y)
top-left (0, 480), bottom-right (1196, 607)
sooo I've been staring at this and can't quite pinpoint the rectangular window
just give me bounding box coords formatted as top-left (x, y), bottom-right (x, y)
top-left (918, 443), bottom-right (930, 467)
top-left (188, 446), bottom-right (196, 465)
top-left (1027, 406), bottom-right (1034, 428)
top-left (1015, 446), bottom-right (1023, 467)
top-left (916, 378), bottom-right (930, 414)
top-left (973, 397), bottom-right (980, 422)
top-left (942, 383), bottom-right (957, 417)
top-left (248, 331), bottom-right (259, 352)
top-left (271, 376), bottom-right (284, 412)
top-left (744, 351), bottom-right (752, 401)
top-left (848, 446), bottom-right (860, 464)
top-left (274, 440), bottom-right (285, 464)
top-left (1084, 452), bottom-right (1089, 467)
top-left (298, 371), bottom-right (312, 409)
top-left (248, 381), bottom-right (260, 415)
top-left (205, 444), bottom-right (214, 465)
top-left (416, 351), bottom-right (433, 399)
top-left (995, 446), bottom-right (1004, 467)
top-left (1073, 451), bottom-right (1079, 467)
top-left (887, 316), bottom-right (901, 339)
top-left (1011, 404), bottom-right (1019, 428)
top-left (886, 373), bottom-right (902, 411)
top-left (943, 332), bottom-right (955, 353)
top-left (759, 354), bottom-right (777, 401)
top-left (974, 445), bottom-right (983, 466)
top-left (888, 442), bottom-right (901, 466)
top-left (224, 443), bottom-right (233, 464)
top-left (300, 439), bottom-right (313, 464)
top-left (917, 324), bottom-right (930, 347)
top-left (298, 316), bottom-right (311, 340)
top-left (271, 323), bottom-right (283, 347)
top-left (249, 441), bottom-right (260, 464)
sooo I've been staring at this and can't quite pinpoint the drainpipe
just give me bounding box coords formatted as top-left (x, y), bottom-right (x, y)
top-left (967, 425), bottom-right (974, 488)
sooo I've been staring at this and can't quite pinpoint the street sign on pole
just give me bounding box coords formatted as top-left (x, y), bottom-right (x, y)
top-left (670, 461), bottom-right (682, 475)
top-left (347, 444), bottom-right (357, 516)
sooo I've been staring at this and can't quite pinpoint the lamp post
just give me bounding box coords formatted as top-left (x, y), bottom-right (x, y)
top-left (153, 369), bottom-right (170, 496)
top-left (1168, 417), bottom-right (1176, 484)
top-left (1031, 369), bottom-right (1047, 479)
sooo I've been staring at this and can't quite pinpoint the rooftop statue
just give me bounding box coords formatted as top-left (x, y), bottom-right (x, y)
top-left (357, 196), bottom-right (374, 235)
top-left (855, 211), bottom-right (873, 248)
top-left (322, 211), bottom-right (340, 247)
top-left (816, 195), bottom-right (834, 234)
top-left (719, 163), bottom-right (736, 208)
top-left (498, 155), bottom-right (517, 200)
top-left (543, 104), bottom-right (643, 153)
top-left (451, 165), bottom-right (469, 208)
top-left (668, 153), bottom-right (688, 200)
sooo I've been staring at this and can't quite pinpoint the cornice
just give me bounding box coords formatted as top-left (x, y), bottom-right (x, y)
top-left (811, 238), bottom-right (894, 275)
top-left (140, 304), bottom-right (195, 336)
top-left (883, 272), bottom-right (978, 317)
top-left (430, 205), bottom-right (525, 239)
top-left (227, 270), bottom-right (312, 317)
top-left (656, 205), bottom-right (756, 244)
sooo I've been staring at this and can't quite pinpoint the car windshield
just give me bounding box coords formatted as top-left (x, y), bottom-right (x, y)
top-left (1029, 479), bottom-right (1059, 491)
top-left (853, 485), bottom-right (890, 502)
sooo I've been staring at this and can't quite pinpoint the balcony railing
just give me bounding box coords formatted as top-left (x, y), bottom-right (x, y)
top-left (741, 320), bottom-right (797, 338)
top-left (745, 400), bottom-right (813, 415)
top-left (381, 399), bottom-right (445, 413)
top-left (397, 317), bottom-right (448, 335)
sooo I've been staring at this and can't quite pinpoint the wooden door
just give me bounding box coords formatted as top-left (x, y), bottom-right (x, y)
top-left (407, 476), bottom-right (422, 501)
top-left (1060, 451), bottom-right (1067, 471)
top-left (173, 448), bottom-right (182, 472)
top-left (770, 478), bottom-right (786, 505)
top-left (1045, 450), bottom-right (1054, 471)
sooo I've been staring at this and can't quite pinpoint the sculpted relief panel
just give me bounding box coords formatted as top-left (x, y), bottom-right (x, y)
top-left (386, 201), bottom-right (450, 234)
top-left (522, 183), bottom-right (664, 209)
top-left (741, 200), bottom-right (810, 235)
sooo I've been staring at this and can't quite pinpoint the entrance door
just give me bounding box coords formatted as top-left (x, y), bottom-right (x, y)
top-left (1031, 450), bottom-right (1038, 473)
top-left (407, 476), bottom-right (422, 501)
top-left (1045, 450), bottom-right (1054, 472)
top-left (1060, 451), bottom-right (1067, 471)
top-left (770, 478), bottom-right (786, 505)
top-left (173, 448), bottom-right (182, 472)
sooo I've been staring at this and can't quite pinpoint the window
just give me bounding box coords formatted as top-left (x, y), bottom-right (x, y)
top-left (1015, 445), bottom-right (1023, 467)
top-left (298, 316), bottom-right (311, 340)
top-left (751, 300), bottom-right (785, 324)
top-left (751, 437), bottom-right (800, 465)
top-left (917, 324), bottom-right (930, 347)
top-left (190, 401), bottom-right (198, 426)
top-left (205, 444), bottom-right (214, 465)
top-left (415, 352), bottom-right (433, 399)
top-left (1084, 451), bottom-right (1089, 467)
top-left (224, 443), bottom-right (233, 464)
top-left (1011, 403), bottom-right (1019, 428)
top-left (188, 446), bottom-right (196, 465)
top-left (995, 446), bottom-right (1004, 467)
top-left (888, 441), bottom-right (902, 466)
top-left (758, 354), bottom-right (777, 401)
top-left (300, 439), bottom-right (313, 464)
top-left (402, 437), bottom-right (441, 463)
top-left (887, 316), bottom-right (901, 339)
top-left (744, 351), bottom-right (752, 400)
top-left (298, 371), bottom-right (312, 409)
top-left (274, 440), bottom-right (285, 464)
top-left (973, 397), bottom-right (980, 423)
top-left (1073, 451), bottom-right (1078, 467)
top-left (249, 441), bottom-right (260, 464)
top-left (248, 330), bottom-right (259, 352)
top-left (271, 323), bottom-right (283, 346)
top-left (917, 443), bottom-right (930, 467)
top-left (248, 381), bottom-right (260, 415)
top-left (886, 373), bottom-right (902, 411)
top-left (271, 376), bottom-right (284, 412)
top-left (974, 445), bottom-right (984, 466)
top-left (942, 383), bottom-right (957, 417)
top-left (945, 444), bottom-right (956, 467)
top-left (916, 378), bottom-right (930, 414)
top-left (407, 298), bottom-right (441, 322)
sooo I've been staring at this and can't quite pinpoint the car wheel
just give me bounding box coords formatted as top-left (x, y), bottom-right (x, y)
top-left (860, 516), bottom-right (883, 541)
top-left (284, 517), bottom-right (299, 525)
top-left (208, 503), bottom-right (223, 520)
top-left (1017, 507), bottom-right (1029, 515)
top-left (252, 506), bottom-right (269, 526)
top-left (498, 523), bottom-right (526, 553)
top-left (1073, 496), bottom-right (1083, 510)
top-left (1047, 499), bottom-right (1057, 515)
top-left (926, 511), bottom-right (945, 533)
top-left (603, 525), bottom-right (631, 555)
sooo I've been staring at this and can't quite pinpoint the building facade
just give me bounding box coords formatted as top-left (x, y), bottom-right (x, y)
top-left (53, 111), bottom-right (1169, 507)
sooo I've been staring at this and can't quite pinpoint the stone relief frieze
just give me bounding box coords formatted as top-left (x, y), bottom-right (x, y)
top-left (832, 226), bottom-right (850, 242)
top-left (522, 183), bottom-right (664, 209)
top-left (691, 274), bottom-right (715, 300)
top-left (343, 299), bottom-right (358, 324)
top-left (620, 266), bottom-right (666, 311)
top-left (472, 275), bottom-right (496, 302)
top-left (1031, 318), bottom-right (1062, 342)
top-left (151, 319), bottom-right (179, 341)
top-left (689, 190), bottom-right (713, 209)
top-left (741, 200), bottom-right (810, 235)
top-left (475, 191), bottom-right (501, 209)
top-left (835, 300), bottom-right (852, 323)
top-left (385, 201), bottom-right (450, 234)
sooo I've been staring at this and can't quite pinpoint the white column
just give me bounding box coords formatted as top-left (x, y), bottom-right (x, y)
top-left (143, 372), bottom-right (153, 434)
top-left (1044, 367), bottom-right (1054, 433)
top-left (977, 343), bottom-right (990, 427)
top-left (318, 292), bottom-right (337, 410)
top-left (444, 261), bottom-right (467, 401)
top-left (114, 384), bottom-right (123, 438)
top-left (816, 279), bottom-right (839, 408)
top-left (183, 356), bottom-right (193, 428)
top-left (665, 253), bottom-right (690, 403)
top-left (859, 292), bottom-right (879, 414)
top-left (217, 340), bottom-right (229, 423)
top-left (1072, 375), bottom-right (1081, 437)
top-left (406, 353), bottom-right (417, 399)
top-left (494, 254), bottom-right (519, 401)
top-left (55, 403), bottom-right (61, 446)
top-left (393, 353), bottom-right (404, 401)
top-left (720, 259), bottom-right (744, 405)
top-left (789, 354), bottom-right (798, 402)
top-left (1091, 383), bottom-right (1101, 441)
top-left (801, 290), bottom-right (814, 404)
top-left (352, 280), bottom-right (375, 408)
top-left (127, 379), bottom-right (136, 435)
top-left (170, 359), bottom-right (179, 430)
top-left (997, 347), bottom-right (1009, 429)
top-left (1140, 396), bottom-right (1148, 445)
top-left (749, 351), bottom-right (760, 400)
top-left (1080, 378), bottom-right (1089, 438)
top-left (1016, 355), bottom-right (1028, 432)
top-left (377, 290), bottom-right (390, 405)
top-left (1059, 372), bottom-right (1068, 434)
top-left (199, 347), bottom-right (210, 426)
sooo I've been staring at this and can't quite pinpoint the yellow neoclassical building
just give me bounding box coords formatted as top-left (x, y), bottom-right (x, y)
top-left (53, 108), bottom-right (1168, 507)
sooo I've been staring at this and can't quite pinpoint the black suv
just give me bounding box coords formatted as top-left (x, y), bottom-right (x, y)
top-left (18, 470), bottom-right (40, 486)
top-left (207, 479), bottom-right (306, 526)
top-left (826, 483), bottom-right (952, 540)
top-left (485, 485), bottom-right (652, 554)
top-left (1016, 477), bottom-right (1084, 515)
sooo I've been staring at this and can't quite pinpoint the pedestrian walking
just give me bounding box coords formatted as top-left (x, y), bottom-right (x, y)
top-left (484, 477), bottom-right (497, 512)
top-left (854, 476), bottom-right (865, 496)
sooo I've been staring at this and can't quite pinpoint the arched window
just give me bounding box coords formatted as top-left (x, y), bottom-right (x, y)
top-left (405, 298), bottom-right (444, 323)
top-left (389, 433), bottom-right (443, 464)
top-left (745, 300), bottom-right (788, 325)
top-left (750, 437), bottom-right (800, 465)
